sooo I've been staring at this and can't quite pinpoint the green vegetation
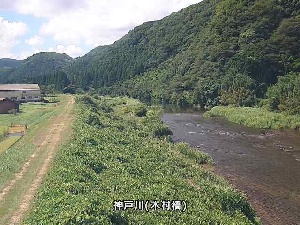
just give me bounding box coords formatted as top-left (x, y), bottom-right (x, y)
top-left (0, 58), bottom-right (21, 69)
top-left (204, 106), bottom-right (300, 130)
top-left (0, 136), bottom-right (21, 154)
top-left (69, 0), bottom-right (299, 115)
top-left (25, 96), bottom-right (259, 224)
top-left (0, 125), bottom-right (8, 133)
top-left (1, 0), bottom-right (299, 115)
top-left (0, 52), bottom-right (73, 92)
top-left (0, 96), bottom-right (67, 191)
top-left (265, 72), bottom-right (300, 115)
top-left (0, 125), bottom-right (9, 141)
top-left (0, 102), bottom-right (56, 127)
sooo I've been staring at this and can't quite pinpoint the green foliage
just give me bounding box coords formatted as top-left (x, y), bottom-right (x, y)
top-left (63, 84), bottom-right (76, 94)
top-left (1, 0), bottom-right (299, 114)
top-left (153, 126), bottom-right (173, 138)
top-left (204, 106), bottom-right (300, 130)
top-left (0, 58), bottom-right (21, 69)
top-left (91, 0), bottom-right (299, 114)
top-left (220, 72), bottom-right (256, 106)
top-left (266, 72), bottom-right (300, 114)
top-left (0, 52), bottom-right (73, 91)
top-left (26, 96), bottom-right (259, 224)
top-left (0, 125), bottom-right (9, 142)
top-left (0, 136), bottom-right (21, 154)
top-left (134, 105), bottom-right (147, 117)
top-left (65, 1), bottom-right (215, 90)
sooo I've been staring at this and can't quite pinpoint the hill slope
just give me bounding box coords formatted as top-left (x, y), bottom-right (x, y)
top-left (1, 0), bottom-right (299, 113)
top-left (66, 0), bottom-right (215, 89)
top-left (0, 58), bottom-right (22, 69)
top-left (0, 52), bottom-right (73, 90)
top-left (66, 0), bottom-right (300, 113)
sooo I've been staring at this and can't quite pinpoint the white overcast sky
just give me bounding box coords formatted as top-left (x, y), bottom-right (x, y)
top-left (0, 0), bottom-right (202, 59)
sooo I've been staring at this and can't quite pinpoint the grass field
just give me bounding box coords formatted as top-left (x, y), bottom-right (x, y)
top-left (0, 95), bottom-right (75, 225)
top-left (204, 106), bottom-right (300, 130)
top-left (0, 125), bottom-right (8, 141)
top-left (0, 125), bottom-right (8, 135)
top-left (0, 102), bottom-right (58, 127)
top-left (0, 95), bottom-right (68, 191)
top-left (0, 136), bottom-right (21, 154)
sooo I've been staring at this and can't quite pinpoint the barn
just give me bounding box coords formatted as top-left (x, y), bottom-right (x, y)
top-left (0, 98), bottom-right (19, 114)
top-left (0, 84), bottom-right (41, 102)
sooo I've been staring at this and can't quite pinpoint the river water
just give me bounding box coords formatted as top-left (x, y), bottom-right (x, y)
top-left (162, 112), bottom-right (300, 225)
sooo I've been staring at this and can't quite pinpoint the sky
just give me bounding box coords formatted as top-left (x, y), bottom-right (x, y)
top-left (0, 0), bottom-right (202, 60)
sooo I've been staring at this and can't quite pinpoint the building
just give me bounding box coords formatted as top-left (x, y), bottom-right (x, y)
top-left (0, 98), bottom-right (19, 114)
top-left (0, 84), bottom-right (41, 102)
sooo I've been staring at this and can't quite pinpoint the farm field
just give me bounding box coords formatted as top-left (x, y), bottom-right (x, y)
top-left (0, 95), bottom-right (75, 225)
top-left (25, 95), bottom-right (259, 224)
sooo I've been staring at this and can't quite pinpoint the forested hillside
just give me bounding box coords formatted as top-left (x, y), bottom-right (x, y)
top-left (0, 52), bottom-right (73, 91)
top-left (66, 0), bottom-right (215, 89)
top-left (1, 0), bottom-right (299, 114)
top-left (65, 0), bottom-right (300, 114)
top-left (0, 58), bottom-right (22, 69)
top-left (0, 59), bottom-right (22, 84)
top-left (101, 0), bottom-right (300, 112)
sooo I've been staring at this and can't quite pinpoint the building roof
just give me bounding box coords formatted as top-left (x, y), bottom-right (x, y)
top-left (0, 84), bottom-right (40, 91)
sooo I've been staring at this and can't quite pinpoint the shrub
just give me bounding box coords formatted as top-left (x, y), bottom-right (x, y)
top-left (134, 106), bottom-right (147, 117)
top-left (266, 72), bottom-right (300, 115)
top-left (154, 125), bottom-right (173, 137)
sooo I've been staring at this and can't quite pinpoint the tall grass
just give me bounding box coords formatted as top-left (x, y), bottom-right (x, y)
top-left (0, 125), bottom-right (9, 141)
top-left (204, 106), bottom-right (300, 130)
top-left (0, 136), bottom-right (20, 154)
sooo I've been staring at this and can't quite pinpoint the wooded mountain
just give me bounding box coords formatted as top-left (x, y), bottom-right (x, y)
top-left (67, 0), bottom-right (215, 90)
top-left (0, 58), bottom-right (22, 69)
top-left (0, 52), bottom-right (73, 90)
top-left (1, 0), bottom-right (299, 113)
top-left (66, 0), bottom-right (300, 114)
top-left (0, 59), bottom-right (22, 83)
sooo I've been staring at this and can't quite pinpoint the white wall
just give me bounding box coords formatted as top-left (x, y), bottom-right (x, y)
top-left (0, 90), bottom-right (41, 101)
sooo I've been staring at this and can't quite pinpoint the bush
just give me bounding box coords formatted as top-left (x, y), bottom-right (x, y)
top-left (154, 125), bottom-right (173, 137)
top-left (134, 106), bottom-right (147, 117)
top-left (266, 72), bottom-right (300, 115)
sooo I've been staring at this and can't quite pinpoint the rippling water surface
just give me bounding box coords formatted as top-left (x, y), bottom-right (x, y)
top-left (162, 112), bottom-right (300, 225)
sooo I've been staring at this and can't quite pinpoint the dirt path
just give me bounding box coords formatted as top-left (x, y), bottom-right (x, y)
top-left (0, 95), bottom-right (75, 225)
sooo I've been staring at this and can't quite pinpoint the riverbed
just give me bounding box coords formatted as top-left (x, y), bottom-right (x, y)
top-left (162, 112), bottom-right (300, 225)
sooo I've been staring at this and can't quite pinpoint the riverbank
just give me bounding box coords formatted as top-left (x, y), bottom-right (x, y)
top-left (26, 96), bottom-right (259, 224)
top-left (204, 106), bottom-right (300, 130)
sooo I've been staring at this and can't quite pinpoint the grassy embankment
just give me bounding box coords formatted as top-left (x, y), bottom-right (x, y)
top-left (0, 125), bottom-right (9, 141)
top-left (25, 95), bottom-right (260, 224)
top-left (0, 125), bottom-right (26, 153)
top-left (0, 137), bottom-right (20, 154)
top-left (0, 95), bottom-right (67, 191)
top-left (204, 106), bottom-right (300, 130)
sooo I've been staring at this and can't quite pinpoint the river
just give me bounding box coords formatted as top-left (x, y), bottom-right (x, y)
top-left (162, 112), bottom-right (300, 225)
